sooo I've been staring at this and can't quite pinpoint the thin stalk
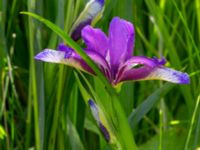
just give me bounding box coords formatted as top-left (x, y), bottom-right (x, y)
top-left (47, 0), bottom-right (65, 149)
top-left (0, 75), bottom-right (9, 118)
top-left (159, 107), bottom-right (163, 150)
top-left (65, 0), bottom-right (74, 32)
top-left (7, 53), bottom-right (20, 108)
top-left (74, 0), bottom-right (81, 20)
top-left (25, 77), bottom-right (33, 150)
top-left (27, 2), bottom-right (40, 149)
top-left (193, 107), bottom-right (200, 149)
top-left (184, 95), bottom-right (200, 150)
top-left (196, 0), bottom-right (200, 40)
top-left (171, 0), bottom-right (200, 63)
top-left (1, 72), bottom-right (10, 149)
top-left (48, 66), bottom-right (64, 150)
top-left (6, 0), bottom-right (17, 38)
top-left (3, 107), bottom-right (10, 150)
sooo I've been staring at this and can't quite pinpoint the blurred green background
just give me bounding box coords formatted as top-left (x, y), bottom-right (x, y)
top-left (0, 0), bottom-right (200, 149)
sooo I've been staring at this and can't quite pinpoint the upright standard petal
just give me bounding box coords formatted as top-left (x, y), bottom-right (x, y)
top-left (116, 56), bottom-right (190, 85)
top-left (82, 25), bottom-right (108, 57)
top-left (70, 0), bottom-right (104, 41)
top-left (108, 17), bottom-right (135, 75)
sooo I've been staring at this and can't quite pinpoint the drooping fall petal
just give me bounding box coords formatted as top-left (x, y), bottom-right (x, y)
top-left (143, 67), bottom-right (190, 84)
top-left (35, 45), bottom-right (111, 80)
top-left (35, 49), bottom-right (94, 74)
top-left (116, 56), bottom-right (190, 84)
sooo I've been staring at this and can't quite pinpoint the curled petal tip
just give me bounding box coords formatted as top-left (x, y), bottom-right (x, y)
top-left (34, 50), bottom-right (51, 60)
top-left (97, 0), bottom-right (104, 5)
top-left (57, 43), bottom-right (68, 51)
top-left (34, 53), bottom-right (42, 60)
top-left (34, 49), bottom-right (65, 63)
top-left (88, 99), bottom-right (111, 142)
top-left (152, 56), bottom-right (166, 65)
top-left (88, 99), bottom-right (96, 107)
top-left (174, 72), bottom-right (190, 84)
top-left (99, 122), bottom-right (110, 142)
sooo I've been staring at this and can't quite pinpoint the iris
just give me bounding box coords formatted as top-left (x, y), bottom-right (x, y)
top-left (35, 17), bottom-right (190, 86)
top-left (88, 99), bottom-right (110, 142)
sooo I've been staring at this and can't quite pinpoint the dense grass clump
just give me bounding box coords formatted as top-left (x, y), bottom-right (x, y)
top-left (0, 0), bottom-right (200, 149)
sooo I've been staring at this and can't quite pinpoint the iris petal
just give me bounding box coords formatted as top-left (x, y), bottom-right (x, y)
top-left (35, 49), bottom-right (66, 63)
top-left (144, 67), bottom-right (190, 84)
top-left (108, 17), bottom-right (135, 75)
top-left (35, 49), bottom-right (94, 74)
top-left (116, 56), bottom-right (190, 84)
top-left (35, 45), bottom-right (111, 80)
top-left (82, 25), bottom-right (108, 57)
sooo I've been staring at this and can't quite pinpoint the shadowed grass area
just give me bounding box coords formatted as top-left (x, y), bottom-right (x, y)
top-left (0, 0), bottom-right (199, 150)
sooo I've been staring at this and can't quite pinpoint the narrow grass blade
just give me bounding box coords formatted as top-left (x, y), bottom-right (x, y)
top-left (27, 1), bottom-right (40, 149)
top-left (193, 107), bottom-right (200, 149)
top-left (145, 0), bottom-right (193, 113)
top-left (128, 83), bottom-right (174, 128)
top-left (67, 117), bottom-right (85, 150)
top-left (184, 95), bottom-right (200, 150)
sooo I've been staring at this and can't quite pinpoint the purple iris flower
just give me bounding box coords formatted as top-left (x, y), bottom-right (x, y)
top-left (35, 17), bottom-right (190, 86)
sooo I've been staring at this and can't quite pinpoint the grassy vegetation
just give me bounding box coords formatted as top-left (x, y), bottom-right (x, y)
top-left (0, 0), bottom-right (200, 149)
